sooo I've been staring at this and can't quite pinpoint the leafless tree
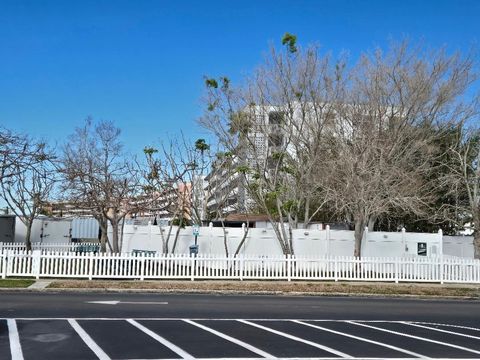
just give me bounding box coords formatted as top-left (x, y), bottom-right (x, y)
top-left (201, 37), bottom-right (478, 257)
top-left (142, 136), bottom-right (211, 253)
top-left (321, 42), bottom-right (478, 257)
top-left (200, 40), bottom-right (346, 255)
top-left (448, 123), bottom-right (480, 258)
top-left (1, 128), bottom-right (49, 181)
top-left (61, 118), bottom-right (142, 252)
top-left (0, 133), bottom-right (57, 250)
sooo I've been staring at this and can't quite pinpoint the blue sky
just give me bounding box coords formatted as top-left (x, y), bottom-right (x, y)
top-left (1, 0), bottom-right (479, 154)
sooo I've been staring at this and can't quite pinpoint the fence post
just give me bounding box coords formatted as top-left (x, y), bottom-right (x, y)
top-left (438, 228), bottom-right (444, 283)
top-left (32, 250), bottom-right (41, 279)
top-left (190, 254), bottom-right (195, 281)
top-left (440, 255), bottom-right (444, 284)
top-left (88, 252), bottom-right (94, 280)
top-left (239, 255), bottom-right (244, 281)
top-left (326, 225), bottom-right (330, 256)
top-left (395, 257), bottom-right (399, 284)
top-left (140, 254), bottom-right (145, 281)
top-left (438, 229), bottom-right (443, 257)
top-left (287, 255), bottom-right (292, 281)
top-left (401, 227), bottom-right (406, 255)
top-left (334, 257), bottom-right (338, 282)
top-left (1, 250), bottom-right (7, 279)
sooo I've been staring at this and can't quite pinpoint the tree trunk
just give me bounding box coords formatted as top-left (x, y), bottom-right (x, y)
top-left (368, 216), bottom-right (376, 232)
top-left (234, 223), bottom-right (249, 256)
top-left (353, 217), bottom-right (366, 258)
top-left (288, 224), bottom-right (294, 256)
top-left (221, 219), bottom-right (229, 257)
top-left (304, 198), bottom-right (310, 229)
top-left (171, 217), bottom-right (183, 254)
top-left (25, 221), bottom-right (33, 252)
top-left (163, 224), bottom-right (174, 254)
top-left (98, 218), bottom-right (109, 253)
top-left (270, 221), bottom-right (288, 255)
top-left (276, 199), bottom-right (291, 254)
top-left (474, 230), bottom-right (480, 259)
top-left (111, 218), bottom-right (120, 253)
top-left (119, 218), bottom-right (125, 253)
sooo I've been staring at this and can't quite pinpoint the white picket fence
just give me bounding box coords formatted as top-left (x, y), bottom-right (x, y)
top-left (1, 250), bottom-right (479, 283)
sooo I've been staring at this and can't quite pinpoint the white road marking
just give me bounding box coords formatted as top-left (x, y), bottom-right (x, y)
top-left (348, 321), bottom-right (480, 356)
top-left (414, 321), bottom-right (480, 333)
top-left (68, 319), bottom-right (111, 360)
top-left (404, 322), bottom-right (480, 340)
top-left (127, 319), bottom-right (195, 359)
top-left (0, 317), bottom-right (423, 322)
top-left (86, 301), bottom-right (168, 305)
top-left (293, 320), bottom-right (426, 358)
top-left (184, 319), bottom-right (276, 359)
top-left (239, 320), bottom-right (351, 358)
top-left (4, 317), bottom-right (480, 360)
top-left (7, 319), bottom-right (24, 360)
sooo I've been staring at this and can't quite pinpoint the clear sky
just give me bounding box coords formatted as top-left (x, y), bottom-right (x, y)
top-left (1, 0), bottom-right (479, 154)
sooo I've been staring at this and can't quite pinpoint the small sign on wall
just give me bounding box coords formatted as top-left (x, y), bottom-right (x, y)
top-left (193, 225), bottom-right (200, 236)
top-left (417, 242), bottom-right (427, 256)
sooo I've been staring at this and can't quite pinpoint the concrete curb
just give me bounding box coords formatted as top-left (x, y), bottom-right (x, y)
top-left (1, 286), bottom-right (478, 301)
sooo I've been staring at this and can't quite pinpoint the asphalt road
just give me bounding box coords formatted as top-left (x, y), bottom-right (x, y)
top-left (0, 292), bottom-right (479, 359)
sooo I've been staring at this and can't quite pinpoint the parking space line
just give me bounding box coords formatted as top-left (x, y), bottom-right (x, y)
top-left (239, 320), bottom-right (351, 358)
top-left (293, 320), bottom-right (425, 358)
top-left (126, 319), bottom-right (195, 359)
top-left (404, 322), bottom-right (480, 340)
top-left (184, 319), bottom-right (276, 359)
top-left (7, 319), bottom-right (24, 360)
top-left (68, 319), bottom-right (111, 360)
top-left (414, 321), bottom-right (480, 333)
top-left (348, 321), bottom-right (480, 356)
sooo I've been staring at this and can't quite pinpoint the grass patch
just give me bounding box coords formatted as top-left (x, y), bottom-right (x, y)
top-left (47, 279), bottom-right (480, 298)
top-left (0, 279), bottom-right (35, 288)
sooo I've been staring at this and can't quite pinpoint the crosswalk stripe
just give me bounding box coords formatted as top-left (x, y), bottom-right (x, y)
top-left (184, 319), bottom-right (276, 359)
top-left (127, 319), bottom-right (195, 359)
top-left (7, 319), bottom-right (24, 360)
top-left (68, 319), bottom-right (111, 360)
top-left (239, 320), bottom-right (351, 358)
top-left (293, 320), bottom-right (425, 358)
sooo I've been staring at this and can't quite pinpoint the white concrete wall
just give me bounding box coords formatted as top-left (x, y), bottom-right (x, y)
top-left (443, 235), bottom-right (474, 258)
top-left (114, 224), bottom-right (452, 258)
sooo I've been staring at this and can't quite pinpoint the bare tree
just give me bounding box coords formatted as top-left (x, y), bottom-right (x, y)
top-left (201, 37), bottom-right (478, 257)
top-left (142, 136), bottom-right (211, 253)
top-left (0, 135), bottom-right (57, 250)
top-left (449, 123), bottom-right (480, 258)
top-left (1, 128), bottom-right (48, 181)
top-left (321, 42), bottom-right (478, 257)
top-left (200, 37), bottom-right (346, 255)
top-left (61, 118), bottom-right (142, 252)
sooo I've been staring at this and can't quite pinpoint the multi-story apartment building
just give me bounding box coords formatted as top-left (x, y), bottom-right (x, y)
top-left (204, 106), bottom-right (287, 218)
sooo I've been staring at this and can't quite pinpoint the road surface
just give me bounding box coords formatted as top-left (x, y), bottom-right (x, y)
top-left (0, 291), bottom-right (479, 359)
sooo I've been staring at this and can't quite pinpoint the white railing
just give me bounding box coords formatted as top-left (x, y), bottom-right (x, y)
top-left (1, 250), bottom-right (479, 283)
top-left (0, 242), bottom-right (100, 252)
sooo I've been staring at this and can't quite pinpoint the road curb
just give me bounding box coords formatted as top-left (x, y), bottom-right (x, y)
top-left (2, 286), bottom-right (477, 300)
